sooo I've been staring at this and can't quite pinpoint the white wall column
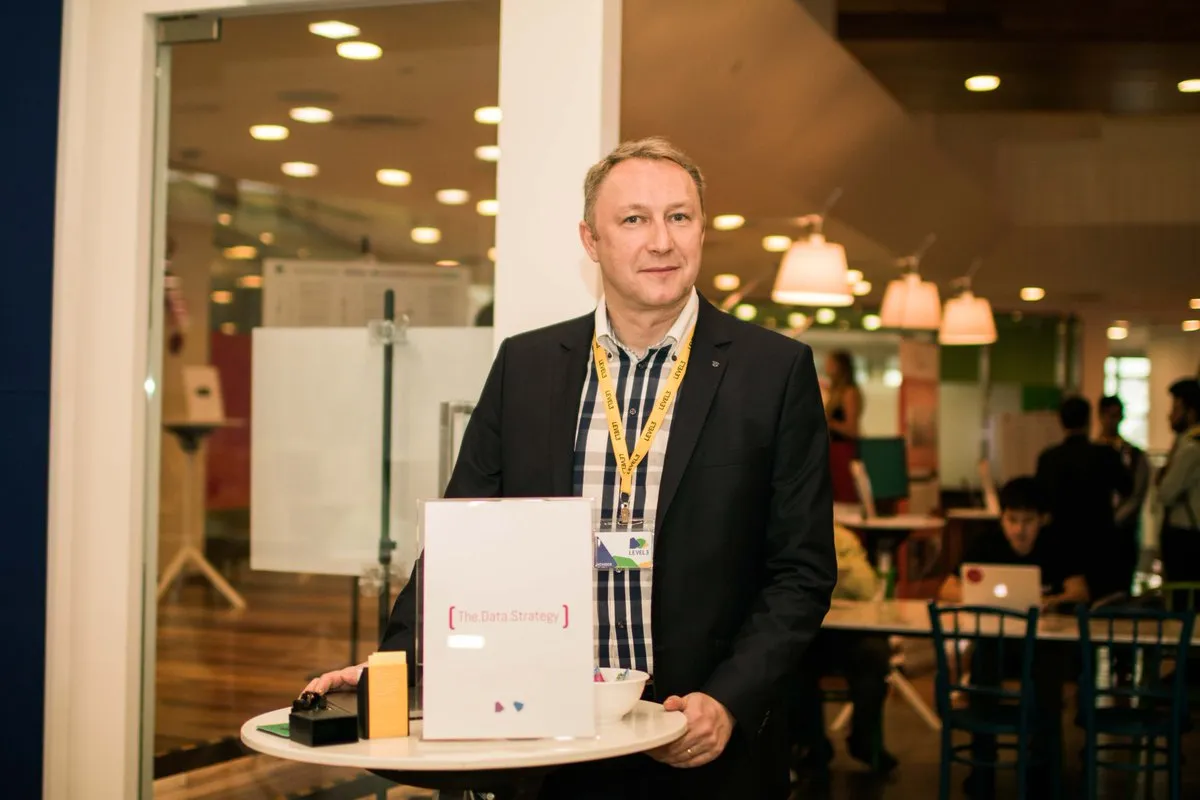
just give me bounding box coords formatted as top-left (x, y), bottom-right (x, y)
top-left (493, 0), bottom-right (621, 347)
top-left (1075, 314), bottom-right (1110, 433)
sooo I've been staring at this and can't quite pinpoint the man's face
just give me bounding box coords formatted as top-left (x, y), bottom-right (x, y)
top-left (1099, 405), bottom-right (1122, 438)
top-left (1000, 509), bottom-right (1045, 556)
top-left (1170, 397), bottom-right (1188, 433)
top-left (579, 158), bottom-right (704, 312)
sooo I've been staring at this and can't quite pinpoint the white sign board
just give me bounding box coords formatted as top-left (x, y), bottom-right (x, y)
top-left (421, 498), bottom-right (595, 741)
top-left (262, 259), bottom-right (471, 328)
top-left (249, 327), bottom-right (494, 577)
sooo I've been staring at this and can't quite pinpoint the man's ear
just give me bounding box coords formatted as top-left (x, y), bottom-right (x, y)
top-left (578, 220), bottom-right (600, 263)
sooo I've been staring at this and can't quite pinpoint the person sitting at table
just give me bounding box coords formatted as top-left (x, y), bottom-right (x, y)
top-left (938, 476), bottom-right (1085, 799)
top-left (790, 524), bottom-right (896, 775)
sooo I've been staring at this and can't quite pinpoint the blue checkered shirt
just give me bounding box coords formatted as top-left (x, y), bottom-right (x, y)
top-left (574, 289), bottom-right (699, 676)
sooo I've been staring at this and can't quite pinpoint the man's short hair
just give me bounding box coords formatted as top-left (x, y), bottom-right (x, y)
top-left (1059, 396), bottom-right (1091, 431)
top-left (582, 136), bottom-right (706, 231)
top-left (1169, 378), bottom-right (1200, 415)
top-left (999, 477), bottom-right (1049, 515)
top-left (1099, 396), bottom-right (1124, 415)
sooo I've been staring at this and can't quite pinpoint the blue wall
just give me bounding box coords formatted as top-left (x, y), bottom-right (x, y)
top-left (1, 0), bottom-right (63, 794)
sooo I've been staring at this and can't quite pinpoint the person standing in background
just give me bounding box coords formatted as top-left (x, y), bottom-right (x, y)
top-left (1159, 378), bottom-right (1200, 582)
top-left (824, 350), bottom-right (862, 442)
top-left (1097, 396), bottom-right (1150, 572)
top-left (1036, 396), bottom-right (1132, 600)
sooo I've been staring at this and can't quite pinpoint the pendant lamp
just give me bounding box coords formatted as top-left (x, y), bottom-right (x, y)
top-left (880, 272), bottom-right (942, 330)
top-left (939, 289), bottom-right (997, 345)
top-left (771, 232), bottom-right (853, 307)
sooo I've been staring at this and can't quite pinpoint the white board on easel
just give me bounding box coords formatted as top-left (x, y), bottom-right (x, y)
top-left (249, 327), bottom-right (494, 577)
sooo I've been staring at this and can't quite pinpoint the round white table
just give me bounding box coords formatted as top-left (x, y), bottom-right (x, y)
top-left (241, 700), bottom-right (686, 798)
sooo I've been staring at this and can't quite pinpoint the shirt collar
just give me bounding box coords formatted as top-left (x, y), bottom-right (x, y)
top-left (594, 287), bottom-right (699, 357)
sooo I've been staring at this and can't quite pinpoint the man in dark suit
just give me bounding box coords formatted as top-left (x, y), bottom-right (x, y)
top-left (1036, 396), bottom-right (1132, 600)
top-left (307, 136), bottom-right (836, 798)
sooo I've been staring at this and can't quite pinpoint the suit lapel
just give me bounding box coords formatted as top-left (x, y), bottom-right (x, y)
top-left (548, 315), bottom-right (594, 496)
top-left (656, 298), bottom-right (732, 529)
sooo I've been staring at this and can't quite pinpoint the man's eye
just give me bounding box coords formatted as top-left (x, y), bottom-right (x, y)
top-left (670, 213), bottom-right (690, 222)
top-left (623, 215), bottom-right (642, 224)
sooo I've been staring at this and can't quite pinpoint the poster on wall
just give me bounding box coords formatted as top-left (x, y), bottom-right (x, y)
top-left (899, 339), bottom-right (939, 481)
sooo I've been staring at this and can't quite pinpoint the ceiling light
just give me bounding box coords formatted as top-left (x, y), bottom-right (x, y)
top-left (474, 145), bottom-right (501, 162)
top-left (853, 280), bottom-right (872, 296)
top-left (281, 161), bottom-right (318, 178)
top-left (880, 273), bottom-right (942, 330)
top-left (1178, 79), bottom-right (1200, 94)
top-left (863, 314), bottom-right (882, 331)
top-left (788, 312), bottom-right (809, 329)
top-left (761, 235), bottom-right (792, 253)
top-left (474, 106), bottom-right (502, 124)
top-left (846, 269), bottom-right (864, 285)
top-left (376, 169), bottom-right (412, 187)
top-left (815, 308), bottom-right (837, 325)
top-left (712, 214), bottom-right (745, 231)
top-left (965, 75), bottom-right (1001, 92)
top-left (771, 233), bottom-right (853, 307)
top-left (476, 199), bottom-right (499, 216)
top-left (219, 322), bottom-right (237, 336)
top-left (309, 20), bottom-right (360, 39)
top-left (436, 260), bottom-right (459, 267)
top-left (1184, 320), bottom-right (1200, 333)
top-left (336, 41), bottom-right (382, 60)
top-left (1020, 286), bottom-right (1045, 302)
top-left (249, 124), bottom-right (288, 141)
top-left (411, 227), bottom-right (442, 244)
top-left (223, 245), bottom-right (258, 260)
top-left (1107, 324), bottom-right (1129, 341)
top-left (734, 303), bottom-right (757, 321)
top-left (216, 212), bottom-right (232, 226)
top-left (939, 291), bottom-right (997, 345)
top-left (1190, 298), bottom-right (1200, 310)
top-left (236, 274), bottom-right (263, 289)
top-left (259, 232), bottom-right (274, 245)
top-left (211, 290), bottom-right (233, 305)
top-left (487, 246), bottom-right (497, 262)
top-left (290, 106), bottom-right (333, 124)
top-left (436, 189), bottom-right (470, 205)
top-left (713, 273), bottom-right (740, 292)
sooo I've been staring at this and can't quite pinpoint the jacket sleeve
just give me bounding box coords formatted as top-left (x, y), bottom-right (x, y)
top-left (1160, 440), bottom-right (1200, 509)
top-left (701, 345), bottom-right (837, 738)
top-left (378, 339), bottom-right (509, 660)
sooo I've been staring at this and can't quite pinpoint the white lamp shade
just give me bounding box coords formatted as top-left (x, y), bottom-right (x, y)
top-left (771, 234), bottom-right (853, 307)
top-left (939, 290), bottom-right (997, 345)
top-left (879, 273), bottom-right (942, 330)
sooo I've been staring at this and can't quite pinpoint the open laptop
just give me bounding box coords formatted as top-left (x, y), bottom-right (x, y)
top-left (960, 563), bottom-right (1042, 611)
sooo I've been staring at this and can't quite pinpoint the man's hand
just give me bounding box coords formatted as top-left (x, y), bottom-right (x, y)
top-left (648, 692), bottom-right (734, 769)
top-left (303, 664), bottom-right (365, 695)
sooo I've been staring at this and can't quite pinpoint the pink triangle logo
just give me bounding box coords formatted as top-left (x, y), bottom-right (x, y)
top-left (494, 701), bottom-right (504, 713)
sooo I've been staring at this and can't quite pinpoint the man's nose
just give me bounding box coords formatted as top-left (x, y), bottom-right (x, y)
top-left (646, 219), bottom-right (673, 253)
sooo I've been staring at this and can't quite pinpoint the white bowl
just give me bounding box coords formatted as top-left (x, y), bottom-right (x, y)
top-left (593, 667), bottom-right (649, 723)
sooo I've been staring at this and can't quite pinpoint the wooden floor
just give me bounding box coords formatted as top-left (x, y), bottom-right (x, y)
top-left (154, 566), bottom-right (1200, 799)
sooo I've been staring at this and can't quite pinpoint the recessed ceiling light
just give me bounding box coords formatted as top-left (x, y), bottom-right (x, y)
top-left (309, 20), bottom-right (360, 39)
top-left (211, 290), bottom-right (233, 305)
top-left (487, 246), bottom-right (497, 262)
top-left (863, 314), bottom-right (882, 331)
top-left (436, 260), bottom-right (459, 267)
top-left (1178, 79), bottom-right (1200, 93)
top-left (474, 106), bottom-right (502, 124)
top-left (237, 274), bottom-right (263, 289)
top-left (411, 227), bottom-right (441, 244)
top-left (223, 245), bottom-right (258, 261)
top-left (713, 273), bottom-right (740, 292)
top-left (216, 212), bottom-right (232, 226)
top-left (250, 124), bottom-right (289, 141)
top-left (762, 235), bottom-right (792, 253)
top-left (337, 41), bottom-right (382, 60)
top-left (1107, 325), bottom-right (1129, 341)
top-left (965, 75), bottom-right (1001, 92)
top-left (815, 308), bottom-right (837, 325)
top-left (376, 168), bottom-right (412, 187)
top-left (1190, 298), bottom-right (1200, 310)
top-left (1020, 286), bottom-right (1045, 302)
top-left (852, 280), bottom-right (873, 296)
top-left (259, 232), bottom-right (274, 245)
top-left (289, 106), bottom-right (333, 124)
top-left (219, 322), bottom-right (237, 336)
top-left (474, 145), bottom-right (501, 162)
top-left (476, 199), bottom-right (499, 216)
top-left (712, 214), bottom-right (745, 231)
top-left (1184, 320), bottom-right (1200, 332)
top-left (787, 312), bottom-right (808, 329)
top-left (734, 303), bottom-right (757, 321)
top-left (436, 189), bottom-right (470, 205)
top-left (281, 161), bottom-right (318, 178)
top-left (846, 269), bottom-right (864, 285)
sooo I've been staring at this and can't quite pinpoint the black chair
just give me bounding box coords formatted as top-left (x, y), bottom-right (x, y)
top-left (1075, 605), bottom-right (1195, 800)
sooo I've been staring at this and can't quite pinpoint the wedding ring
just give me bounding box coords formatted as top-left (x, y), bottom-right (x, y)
top-left (686, 747), bottom-right (693, 757)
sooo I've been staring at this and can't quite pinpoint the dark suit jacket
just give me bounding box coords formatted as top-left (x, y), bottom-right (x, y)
top-left (380, 296), bottom-right (836, 797)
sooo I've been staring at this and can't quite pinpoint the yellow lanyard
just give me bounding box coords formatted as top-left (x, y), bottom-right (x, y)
top-left (591, 326), bottom-right (695, 524)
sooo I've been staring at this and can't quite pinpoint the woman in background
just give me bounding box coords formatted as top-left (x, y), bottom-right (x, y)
top-left (825, 350), bottom-right (862, 441)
